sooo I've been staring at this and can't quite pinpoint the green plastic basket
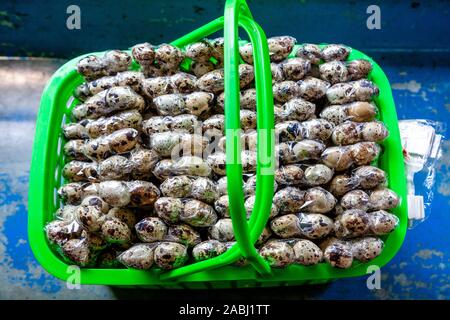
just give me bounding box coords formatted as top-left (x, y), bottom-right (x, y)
top-left (28, 0), bottom-right (407, 288)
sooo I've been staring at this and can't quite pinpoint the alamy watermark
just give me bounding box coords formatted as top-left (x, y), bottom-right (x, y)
top-left (366, 265), bottom-right (381, 290)
top-left (66, 265), bottom-right (81, 289)
top-left (66, 5), bottom-right (81, 30)
top-left (366, 5), bottom-right (381, 30)
top-left (66, 4), bottom-right (380, 31)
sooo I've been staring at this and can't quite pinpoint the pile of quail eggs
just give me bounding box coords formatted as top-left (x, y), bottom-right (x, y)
top-left (45, 36), bottom-right (400, 271)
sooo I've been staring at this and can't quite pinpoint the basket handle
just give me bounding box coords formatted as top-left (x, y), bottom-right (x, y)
top-left (161, 0), bottom-right (275, 281)
top-left (223, 0), bottom-right (275, 276)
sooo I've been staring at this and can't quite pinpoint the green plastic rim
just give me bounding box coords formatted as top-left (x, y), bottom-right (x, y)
top-left (28, 0), bottom-right (407, 287)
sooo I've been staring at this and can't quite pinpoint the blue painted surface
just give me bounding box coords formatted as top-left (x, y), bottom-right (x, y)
top-left (0, 0), bottom-right (449, 300)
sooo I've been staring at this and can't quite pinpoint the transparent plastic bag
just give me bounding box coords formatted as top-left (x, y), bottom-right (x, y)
top-left (275, 119), bottom-right (334, 143)
top-left (117, 243), bottom-right (157, 270)
top-left (192, 239), bottom-right (227, 262)
top-left (72, 86), bottom-right (145, 120)
top-left (149, 132), bottom-right (207, 157)
top-left (320, 236), bottom-right (384, 269)
top-left (320, 101), bottom-right (378, 125)
top-left (143, 114), bottom-right (199, 135)
top-left (154, 197), bottom-right (218, 227)
top-left (259, 238), bottom-right (323, 267)
top-left (321, 142), bottom-right (381, 171)
top-left (331, 120), bottom-right (389, 146)
top-left (140, 73), bottom-right (196, 99)
top-left (165, 223), bottom-right (202, 247)
top-left (399, 119), bottom-right (445, 228)
top-left (334, 209), bottom-right (399, 239)
top-left (328, 165), bottom-right (386, 196)
top-left (160, 175), bottom-right (219, 204)
top-left (64, 128), bottom-right (139, 161)
top-left (74, 71), bottom-right (144, 101)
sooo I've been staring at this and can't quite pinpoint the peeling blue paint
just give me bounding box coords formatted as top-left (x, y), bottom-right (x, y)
top-left (5, 204), bottom-right (29, 269)
top-left (0, 172), bottom-right (61, 293)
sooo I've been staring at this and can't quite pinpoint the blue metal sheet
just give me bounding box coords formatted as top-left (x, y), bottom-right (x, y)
top-left (0, 0), bottom-right (449, 59)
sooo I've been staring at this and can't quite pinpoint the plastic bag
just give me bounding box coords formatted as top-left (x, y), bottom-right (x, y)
top-left (399, 119), bottom-right (445, 228)
top-left (74, 71), bottom-right (144, 101)
top-left (140, 72), bottom-right (197, 98)
top-left (259, 238), bottom-right (323, 267)
top-left (143, 114), bottom-right (199, 135)
top-left (154, 197), bottom-right (218, 227)
top-left (72, 86), bottom-right (145, 120)
top-left (321, 142), bottom-right (381, 171)
top-left (331, 120), bottom-right (389, 146)
top-left (165, 224), bottom-right (202, 247)
top-left (320, 236), bottom-right (385, 269)
top-left (149, 132), bottom-right (207, 157)
top-left (117, 243), bottom-right (157, 270)
top-left (334, 209), bottom-right (399, 239)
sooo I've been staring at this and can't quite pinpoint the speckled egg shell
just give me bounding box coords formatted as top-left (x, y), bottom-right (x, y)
top-left (347, 59), bottom-right (372, 80)
top-left (369, 188), bottom-right (400, 210)
top-left (303, 164), bottom-right (334, 186)
top-left (341, 190), bottom-right (371, 211)
top-left (298, 213), bottom-right (334, 239)
top-left (273, 81), bottom-right (300, 103)
top-left (45, 220), bottom-right (81, 246)
top-left (135, 217), bottom-right (168, 243)
top-left (76, 205), bottom-right (104, 232)
top-left (280, 58), bottom-right (311, 81)
top-left (322, 238), bottom-right (353, 269)
top-left (321, 44), bottom-right (351, 62)
top-left (297, 76), bottom-right (330, 101)
top-left (154, 197), bottom-right (184, 224)
top-left (295, 43), bottom-right (322, 64)
top-left (165, 223), bottom-right (202, 247)
top-left (353, 166), bottom-right (386, 189)
top-left (275, 165), bottom-right (304, 186)
top-left (209, 218), bottom-right (235, 242)
top-left (98, 181), bottom-right (130, 207)
top-left (118, 243), bottom-right (155, 270)
top-left (273, 187), bottom-right (306, 214)
top-left (334, 209), bottom-right (371, 239)
top-left (328, 174), bottom-right (358, 197)
top-left (270, 214), bottom-right (301, 238)
top-left (259, 240), bottom-right (295, 268)
top-left (107, 207), bottom-right (136, 229)
top-left (61, 238), bottom-right (92, 266)
top-left (267, 36), bottom-right (296, 62)
top-left (321, 146), bottom-right (354, 171)
top-left (160, 175), bottom-right (192, 198)
top-left (181, 199), bottom-right (218, 227)
top-left (191, 177), bottom-right (219, 204)
top-left (192, 240), bottom-right (227, 261)
top-left (293, 239), bottom-right (323, 265)
top-left (303, 187), bottom-right (337, 214)
top-left (368, 210), bottom-right (399, 235)
top-left (101, 217), bottom-right (131, 244)
top-left (351, 236), bottom-right (384, 262)
top-left (319, 61), bottom-right (349, 84)
top-left (153, 242), bottom-right (188, 270)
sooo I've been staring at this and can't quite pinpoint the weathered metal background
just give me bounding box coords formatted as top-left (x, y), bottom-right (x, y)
top-left (0, 0), bottom-right (449, 299)
top-left (0, 0), bottom-right (449, 59)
